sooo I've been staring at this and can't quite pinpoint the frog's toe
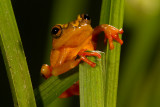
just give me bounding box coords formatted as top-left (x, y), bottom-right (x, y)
top-left (116, 37), bottom-right (123, 45)
top-left (77, 49), bottom-right (101, 67)
top-left (118, 28), bottom-right (124, 34)
top-left (112, 34), bottom-right (123, 45)
top-left (105, 27), bottom-right (123, 49)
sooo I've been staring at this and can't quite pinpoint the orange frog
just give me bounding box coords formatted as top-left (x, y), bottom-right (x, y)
top-left (41, 14), bottom-right (123, 98)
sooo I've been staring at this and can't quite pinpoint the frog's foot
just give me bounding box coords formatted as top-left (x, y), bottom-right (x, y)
top-left (77, 49), bottom-right (101, 67)
top-left (93, 24), bottom-right (124, 49)
top-left (104, 25), bottom-right (123, 49)
top-left (41, 64), bottom-right (52, 79)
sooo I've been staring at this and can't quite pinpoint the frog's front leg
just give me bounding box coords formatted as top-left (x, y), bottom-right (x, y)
top-left (41, 48), bottom-right (70, 78)
top-left (77, 49), bottom-right (101, 67)
top-left (41, 64), bottom-right (52, 78)
top-left (92, 24), bottom-right (123, 49)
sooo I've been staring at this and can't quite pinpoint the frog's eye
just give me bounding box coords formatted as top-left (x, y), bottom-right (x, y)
top-left (51, 25), bottom-right (62, 39)
top-left (81, 14), bottom-right (90, 20)
top-left (84, 14), bottom-right (90, 20)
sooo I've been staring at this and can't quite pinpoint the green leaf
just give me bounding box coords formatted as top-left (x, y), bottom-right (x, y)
top-left (34, 67), bottom-right (79, 107)
top-left (99, 0), bottom-right (124, 107)
top-left (79, 52), bottom-right (105, 107)
top-left (0, 0), bottom-right (36, 107)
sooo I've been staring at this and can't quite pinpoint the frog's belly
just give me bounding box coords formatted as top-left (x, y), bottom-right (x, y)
top-left (50, 38), bottom-right (94, 68)
top-left (66, 40), bottom-right (94, 61)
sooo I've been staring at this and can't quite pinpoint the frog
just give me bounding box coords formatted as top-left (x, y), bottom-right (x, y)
top-left (41, 14), bottom-right (123, 98)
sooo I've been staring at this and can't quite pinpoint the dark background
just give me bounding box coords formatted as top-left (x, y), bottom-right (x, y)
top-left (0, 0), bottom-right (160, 107)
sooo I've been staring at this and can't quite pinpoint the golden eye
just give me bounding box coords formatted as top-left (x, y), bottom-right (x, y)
top-left (51, 25), bottom-right (62, 39)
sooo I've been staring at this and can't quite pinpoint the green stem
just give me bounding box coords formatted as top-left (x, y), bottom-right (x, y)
top-left (0, 0), bottom-right (36, 107)
top-left (100, 0), bottom-right (124, 107)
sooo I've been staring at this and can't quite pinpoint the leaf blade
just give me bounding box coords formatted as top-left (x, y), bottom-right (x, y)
top-left (0, 0), bottom-right (36, 107)
top-left (79, 52), bottom-right (105, 107)
top-left (99, 0), bottom-right (124, 107)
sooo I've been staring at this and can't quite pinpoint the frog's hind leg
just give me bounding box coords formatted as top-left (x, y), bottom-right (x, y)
top-left (59, 81), bottom-right (79, 98)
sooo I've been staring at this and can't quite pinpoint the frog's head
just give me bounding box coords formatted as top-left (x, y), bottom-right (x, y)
top-left (51, 14), bottom-right (93, 49)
